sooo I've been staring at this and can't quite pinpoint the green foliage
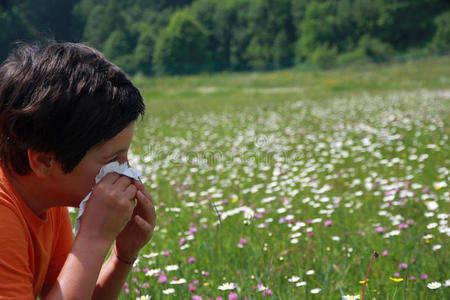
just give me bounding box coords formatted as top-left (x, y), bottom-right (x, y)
top-left (134, 31), bottom-right (156, 75)
top-left (308, 43), bottom-right (338, 69)
top-left (296, 1), bottom-right (338, 63)
top-left (244, 0), bottom-right (294, 70)
top-left (153, 10), bottom-right (209, 75)
top-left (0, 6), bottom-right (34, 60)
top-left (103, 30), bottom-right (134, 61)
top-left (2, 0), bottom-right (450, 74)
top-left (82, 1), bottom-right (123, 50)
top-left (432, 11), bottom-right (450, 50)
top-left (357, 34), bottom-right (395, 62)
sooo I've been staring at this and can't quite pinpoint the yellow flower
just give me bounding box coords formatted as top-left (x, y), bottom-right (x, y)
top-left (389, 277), bottom-right (404, 282)
top-left (203, 282), bottom-right (210, 287)
top-left (359, 280), bottom-right (368, 284)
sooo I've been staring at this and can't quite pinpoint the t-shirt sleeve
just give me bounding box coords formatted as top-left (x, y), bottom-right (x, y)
top-left (44, 207), bottom-right (74, 287)
top-left (0, 204), bottom-right (34, 299)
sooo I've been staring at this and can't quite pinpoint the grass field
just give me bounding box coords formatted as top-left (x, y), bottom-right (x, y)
top-left (78, 56), bottom-right (449, 299)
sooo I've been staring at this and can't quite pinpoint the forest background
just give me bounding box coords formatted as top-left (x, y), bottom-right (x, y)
top-left (1, 0), bottom-right (450, 75)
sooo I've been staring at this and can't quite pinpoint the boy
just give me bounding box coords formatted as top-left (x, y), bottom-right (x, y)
top-left (0, 42), bottom-right (156, 299)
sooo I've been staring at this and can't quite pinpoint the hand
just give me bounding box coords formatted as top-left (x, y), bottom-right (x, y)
top-left (115, 180), bottom-right (156, 261)
top-left (78, 173), bottom-right (137, 244)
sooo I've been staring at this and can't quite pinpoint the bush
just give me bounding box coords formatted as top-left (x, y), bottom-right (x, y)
top-left (103, 29), bottom-right (133, 61)
top-left (134, 31), bottom-right (156, 75)
top-left (358, 34), bottom-right (395, 62)
top-left (308, 43), bottom-right (338, 69)
top-left (431, 11), bottom-right (450, 50)
top-left (153, 10), bottom-right (209, 75)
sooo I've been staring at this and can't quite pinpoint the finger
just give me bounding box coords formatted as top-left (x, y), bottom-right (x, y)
top-left (135, 190), bottom-right (156, 227)
top-left (134, 180), bottom-right (153, 205)
top-left (134, 214), bottom-right (154, 237)
top-left (114, 175), bottom-right (134, 191)
top-left (123, 184), bottom-right (138, 202)
top-left (100, 172), bottom-right (121, 184)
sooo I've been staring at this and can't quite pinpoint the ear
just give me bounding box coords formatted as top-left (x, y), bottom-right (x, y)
top-left (27, 149), bottom-right (55, 178)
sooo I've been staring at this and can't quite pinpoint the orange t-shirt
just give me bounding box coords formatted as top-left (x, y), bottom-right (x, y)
top-left (0, 167), bottom-right (73, 299)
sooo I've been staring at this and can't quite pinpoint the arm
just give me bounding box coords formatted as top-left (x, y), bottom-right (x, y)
top-left (43, 173), bottom-right (138, 300)
top-left (93, 180), bottom-right (156, 299)
top-left (43, 178), bottom-right (156, 300)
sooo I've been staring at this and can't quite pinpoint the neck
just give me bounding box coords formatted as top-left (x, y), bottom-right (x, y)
top-left (4, 170), bottom-right (49, 217)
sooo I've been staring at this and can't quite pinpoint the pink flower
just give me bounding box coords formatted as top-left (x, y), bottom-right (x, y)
top-left (179, 237), bottom-right (187, 245)
top-left (162, 250), bottom-right (171, 256)
top-left (381, 250), bottom-right (388, 256)
top-left (228, 293), bottom-right (239, 300)
top-left (420, 274), bottom-right (429, 280)
top-left (188, 257), bottom-right (196, 264)
top-left (398, 263), bottom-right (408, 269)
top-left (158, 273), bottom-right (168, 283)
top-left (262, 289), bottom-right (273, 296)
top-left (239, 238), bottom-right (247, 245)
top-left (398, 223), bottom-right (408, 230)
top-left (324, 220), bottom-right (332, 227)
top-left (192, 296), bottom-right (202, 300)
top-left (189, 283), bottom-right (197, 292)
top-left (375, 226), bottom-right (385, 233)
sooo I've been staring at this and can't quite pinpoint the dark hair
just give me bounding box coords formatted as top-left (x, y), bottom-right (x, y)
top-left (0, 42), bottom-right (145, 174)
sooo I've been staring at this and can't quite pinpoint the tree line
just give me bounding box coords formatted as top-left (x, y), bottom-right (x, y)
top-left (1, 0), bottom-right (449, 75)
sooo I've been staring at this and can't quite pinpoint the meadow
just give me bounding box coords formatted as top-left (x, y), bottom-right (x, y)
top-left (76, 56), bottom-right (449, 299)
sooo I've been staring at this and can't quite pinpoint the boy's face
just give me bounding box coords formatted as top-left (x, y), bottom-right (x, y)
top-left (49, 122), bottom-right (135, 207)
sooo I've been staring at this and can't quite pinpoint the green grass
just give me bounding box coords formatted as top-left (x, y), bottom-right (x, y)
top-left (80, 56), bottom-right (450, 299)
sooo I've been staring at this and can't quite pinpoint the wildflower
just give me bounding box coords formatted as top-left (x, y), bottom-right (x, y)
top-left (136, 296), bottom-right (151, 300)
top-left (432, 244), bottom-right (441, 251)
top-left (420, 274), bottom-right (429, 280)
top-left (342, 295), bottom-right (360, 300)
top-left (398, 263), bottom-right (408, 269)
top-left (324, 220), bottom-right (332, 227)
top-left (310, 288), bottom-right (321, 294)
top-left (170, 278), bottom-right (187, 285)
top-left (143, 252), bottom-right (159, 259)
top-left (381, 250), bottom-right (388, 256)
top-left (188, 257), bottom-right (197, 264)
top-left (179, 237), bottom-right (187, 245)
top-left (389, 277), bottom-right (404, 282)
top-left (218, 282), bottom-right (236, 291)
top-left (188, 283), bottom-right (197, 292)
top-left (145, 268), bottom-right (161, 277)
top-left (192, 296), bottom-right (202, 300)
top-left (306, 270), bottom-right (315, 275)
top-left (162, 288), bottom-right (175, 294)
top-left (296, 281), bottom-right (307, 287)
top-left (444, 279), bottom-right (450, 287)
top-left (262, 289), bottom-right (273, 296)
top-left (374, 226), bottom-right (385, 233)
top-left (427, 282), bottom-right (442, 289)
top-left (228, 293), bottom-right (239, 300)
top-left (165, 265), bottom-right (179, 271)
top-left (288, 276), bottom-right (300, 283)
top-left (158, 273), bottom-right (168, 283)
top-left (409, 275), bottom-right (416, 281)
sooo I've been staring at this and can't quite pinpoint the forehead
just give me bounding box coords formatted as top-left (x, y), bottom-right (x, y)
top-left (89, 123), bottom-right (135, 156)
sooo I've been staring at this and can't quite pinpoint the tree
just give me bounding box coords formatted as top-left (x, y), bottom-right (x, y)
top-left (153, 10), bottom-right (209, 75)
top-left (134, 31), bottom-right (156, 75)
top-left (82, 1), bottom-right (123, 50)
top-left (0, 6), bottom-right (35, 62)
top-left (432, 11), bottom-right (450, 50)
top-left (103, 29), bottom-right (133, 61)
top-left (296, 1), bottom-right (338, 63)
top-left (244, 0), bottom-right (294, 69)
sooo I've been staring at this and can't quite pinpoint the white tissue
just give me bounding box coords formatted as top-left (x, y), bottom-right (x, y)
top-left (74, 161), bottom-right (142, 234)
